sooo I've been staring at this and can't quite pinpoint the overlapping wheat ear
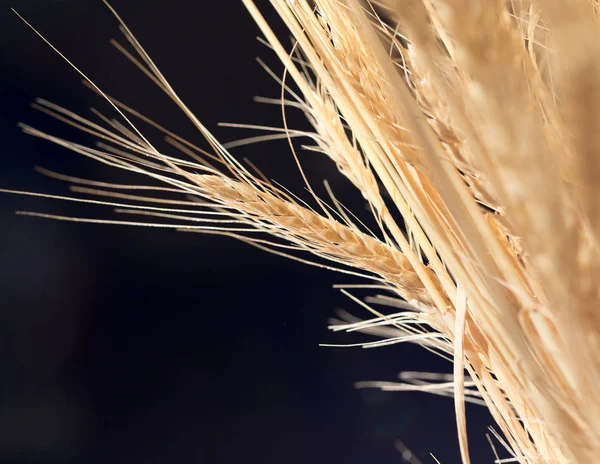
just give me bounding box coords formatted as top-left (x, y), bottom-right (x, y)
top-left (6, 0), bottom-right (600, 462)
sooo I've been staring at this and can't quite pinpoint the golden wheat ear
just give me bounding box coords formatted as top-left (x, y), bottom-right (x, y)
top-left (9, 0), bottom-right (600, 463)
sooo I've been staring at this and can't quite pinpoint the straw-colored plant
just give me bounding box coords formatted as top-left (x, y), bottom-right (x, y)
top-left (7, 1), bottom-right (600, 463)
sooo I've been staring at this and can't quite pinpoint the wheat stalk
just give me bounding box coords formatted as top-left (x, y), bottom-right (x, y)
top-left (7, 0), bottom-right (600, 462)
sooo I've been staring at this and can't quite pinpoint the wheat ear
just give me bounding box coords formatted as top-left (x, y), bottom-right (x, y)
top-left (8, 1), bottom-right (600, 462)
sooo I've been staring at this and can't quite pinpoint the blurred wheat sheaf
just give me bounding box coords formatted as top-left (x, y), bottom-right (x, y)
top-left (7, 0), bottom-right (600, 462)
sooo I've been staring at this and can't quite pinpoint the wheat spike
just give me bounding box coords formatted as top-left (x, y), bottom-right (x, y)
top-left (197, 174), bottom-right (445, 307)
top-left (7, 0), bottom-right (600, 462)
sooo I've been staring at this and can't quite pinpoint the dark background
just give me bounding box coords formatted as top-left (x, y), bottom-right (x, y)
top-left (0, 1), bottom-right (499, 463)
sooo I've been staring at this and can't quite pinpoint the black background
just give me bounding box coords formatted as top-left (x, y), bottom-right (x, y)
top-left (0, 1), bottom-right (499, 463)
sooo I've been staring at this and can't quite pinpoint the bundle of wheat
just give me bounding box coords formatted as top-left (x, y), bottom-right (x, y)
top-left (6, 1), bottom-right (600, 462)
